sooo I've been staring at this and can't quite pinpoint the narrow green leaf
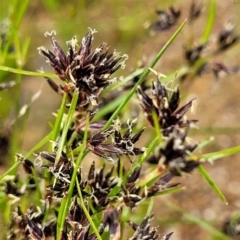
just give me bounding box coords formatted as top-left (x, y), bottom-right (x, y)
top-left (201, 0), bottom-right (216, 43)
top-left (152, 111), bottom-right (162, 143)
top-left (155, 186), bottom-right (185, 196)
top-left (200, 145), bottom-right (240, 162)
top-left (146, 197), bottom-right (154, 217)
top-left (76, 178), bottom-right (102, 240)
top-left (103, 19), bottom-right (187, 130)
top-left (93, 94), bottom-right (127, 121)
top-left (12, 0), bottom-right (31, 30)
top-left (165, 201), bottom-right (231, 240)
top-left (57, 115), bottom-right (89, 239)
top-left (103, 68), bottom-right (144, 94)
top-left (51, 93), bottom-right (67, 142)
top-left (0, 162), bottom-right (20, 182)
top-left (125, 136), bottom-right (158, 180)
top-left (196, 136), bottom-right (215, 150)
top-left (55, 90), bottom-right (79, 164)
top-left (0, 65), bottom-right (56, 78)
top-left (24, 131), bottom-right (53, 159)
top-left (198, 165), bottom-right (228, 204)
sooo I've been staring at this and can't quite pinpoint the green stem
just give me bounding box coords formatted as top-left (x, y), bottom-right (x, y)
top-left (55, 90), bottom-right (79, 164)
top-left (76, 178), bottom-right (102, 240)
top-left (56, 115), bottom-right (89, 239)
top-left (103, 19), bottom-right (187, 130)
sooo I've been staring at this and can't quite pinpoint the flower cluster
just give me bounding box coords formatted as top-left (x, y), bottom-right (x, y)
top-left (3, 22), bottom-right (209, 240)
top-left (151, 7), bottom-right (181, 32)
top-left (147, 128), bottom-right (199, 176)
top-left (87, 120), bottom-right (145, 162)
top-left (137, 78), bottom-right (197, 136)
top-left (38, 29), bottom-right (128, 108)
top-left (6, 152), bottom-right (178, 239)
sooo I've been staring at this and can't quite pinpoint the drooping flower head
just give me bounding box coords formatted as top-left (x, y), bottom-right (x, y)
top-left (38, 29), bottom-right (128, 107)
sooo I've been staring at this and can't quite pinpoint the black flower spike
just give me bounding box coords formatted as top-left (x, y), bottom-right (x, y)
top-left (138, 78), bottom-right (198, 136)
top-left (87, 127), bottom-right (121, 162)
top-left (151, 6), bottom-right (181, 32)
top-left (38, 29), bottom-right (128, 107)
top-left (87, 162), bottom-right (118, 207)
top-left (161, 232), bottom-right (174, 240)
top-left (184, 43), bottom-right (206, 65)
top-left (67, 197), bottom-right (88, 229)
top-left (222, 214), bottom-right (240, 237)
top-left (217, 22), bottom-right (240, 52)
top-left (3, 176), bottom-right (23, 197)
top-left (113, 120), bottom-right (146, 156)
top-left (39, 152), bottom-right (85, 198)
top-left (143, 173), bottom-right (179, 198)
top-left (189, 0), bottom-right (203, 21)
top-left (128, 214), bottom-right (159, 240)
top-left (87, 121), bottom-right (145, 161)
top-left (152, 128), bottom-right (199, 176)
top-left (26, 217), bottom-right (45, 240)
top-left (99, 206), bottom-right (120, 239)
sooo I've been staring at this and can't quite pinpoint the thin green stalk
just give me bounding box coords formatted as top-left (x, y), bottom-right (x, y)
top-left (146, 197), bottom-right (154, 217)
top-left (51, 93), bottom-right (67, 142)
top-left (108, 136), bottom-right (158, 197)
top-left (56, 115), bottom-right (89, 239)
top-left (0, 162), bottom-right (20, 181)
top-left (201, 0), bottom-right (216, 44)
top-left (12, 0), bottom-right (30, 30)
top-left (200, 145), bottom-right (240, 162)
top-left (76, 178), bottom-right (102, 240)
top-left (102, 68), bottom-right (144, 94)
top-left (24, 131), bottom-right (53, 159)
top-left (164, 200), bottom-right (231, 240)
top-left (0, 65), bottom-right (56, 78)
top-left (152, 111), bottom-right (162, 143)
top-left (103, 19), bottom-right (187, 130)
top-left (55, 90), bottom-right (79, 164)
top-left (125, 136), bottom-right (158, 180)
top-left (198, 165), bottom-right (228, 204)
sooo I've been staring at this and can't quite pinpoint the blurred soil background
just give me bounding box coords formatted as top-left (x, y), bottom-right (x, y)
top-left (1, 0), bottom-right (240, 239)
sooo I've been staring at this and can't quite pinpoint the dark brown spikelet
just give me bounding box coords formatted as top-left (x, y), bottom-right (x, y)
top-left (148, 128), bottom-right (199, 176)
top-left (87, 120), bottom-right (145, 161)
top-left (137, 78), bottom-right (197, 136)
top-left (128, 214), bottom-right (160, 240)
top-left (217, 22), bottom-right (240, 52)
top-left (151, 6), bottom-right (181, 32)
top-left (189, 1), bottom-right (203, 21)
top-left (222, 214), bottom-right (240, 237)
top-left (184, 44), bottom-right (206, 65)
top-left (39, 151), bottom-right (85, 199)
top-left (38, 29), bottom-right (128, 107)
top-left (99, 206), bottom-right (121, 239)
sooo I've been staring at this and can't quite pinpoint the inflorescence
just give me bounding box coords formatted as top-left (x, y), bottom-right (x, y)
top-left (2, 27), bottom-right (201, 239)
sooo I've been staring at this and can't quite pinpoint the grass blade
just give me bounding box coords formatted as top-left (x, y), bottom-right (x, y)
top-left (0, 65), bottom-right (56, 78)
top-left (201, 0), bottom-right (216, 43)
top-left (24, 131), bottom-right (53, 159)
top-left (103, 19), bottom-right (187, 130)
top-left (103, 68), bottom-right (144, 94)
top-left (56, 116), bottom-right (89, 239)
top-left (200, 145), bottom-right (240, 162)
top-left (51, 93), bottom-right (67, 142)
top-left (198, 165), bottom-right (228, 204)
top-left (55, 90), bottom-right (79, 164)
top-left (165, 201), bottom-right (231, 240)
